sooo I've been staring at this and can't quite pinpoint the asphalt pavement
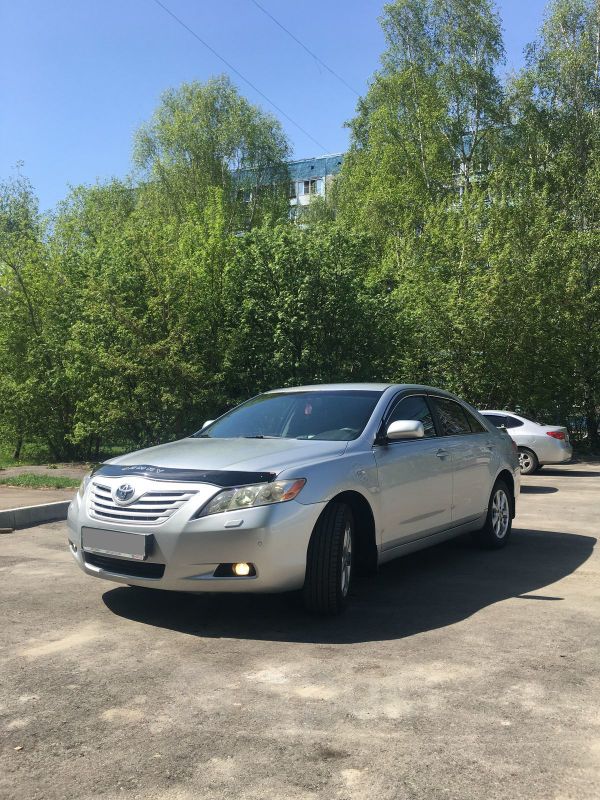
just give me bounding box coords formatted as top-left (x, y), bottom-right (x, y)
top-left (1, 463), bottom-right (598, 800)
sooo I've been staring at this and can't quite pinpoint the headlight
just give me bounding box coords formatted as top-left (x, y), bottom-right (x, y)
top-left (198, 478), bottom-right (306, 517)
top-left (78, 473), bottom-right (92, 498)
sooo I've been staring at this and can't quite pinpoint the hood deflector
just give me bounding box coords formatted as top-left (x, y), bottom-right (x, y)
top-left (94, 464), bottom-right (276, 486)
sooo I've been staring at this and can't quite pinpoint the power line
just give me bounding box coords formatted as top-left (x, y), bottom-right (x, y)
top-left (249, 0), bottom-right (360, 97)
top-left (150, 0), bottom-right (329, 153)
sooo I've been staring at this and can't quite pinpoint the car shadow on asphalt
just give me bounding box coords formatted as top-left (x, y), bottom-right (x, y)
top-left (102, 527), bottom-right (596, 645)
top-left (541, 468), bottom-right (599, 478)
top-left (520, 486), bottom-right (559, 494)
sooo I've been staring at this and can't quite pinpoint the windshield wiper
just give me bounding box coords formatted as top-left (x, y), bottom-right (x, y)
top-left (243, 434), bottom-right (281, 439)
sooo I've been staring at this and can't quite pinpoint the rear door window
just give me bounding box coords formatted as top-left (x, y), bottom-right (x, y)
top-left (483, 414), bottom-right (507, 428)
top-left (504, 415), bottom-right (524, 429)
top-left (431, 397), bottom-right (472, 436)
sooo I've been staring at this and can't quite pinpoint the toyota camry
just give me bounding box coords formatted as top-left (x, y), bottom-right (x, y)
top-left (68, 384), bottom-right (519, 614)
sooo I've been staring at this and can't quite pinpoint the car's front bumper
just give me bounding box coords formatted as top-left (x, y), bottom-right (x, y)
top-left (67, 486), bottom-right (326, 593)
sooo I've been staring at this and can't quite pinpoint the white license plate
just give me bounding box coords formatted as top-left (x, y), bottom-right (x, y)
top-left (81, 527), bottom-right (150, 561)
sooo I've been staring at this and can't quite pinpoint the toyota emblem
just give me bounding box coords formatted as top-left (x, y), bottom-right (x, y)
top-left (114, 483), bottom-right (135, 504)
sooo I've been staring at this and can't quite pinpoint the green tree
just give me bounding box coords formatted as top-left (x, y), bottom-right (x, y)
top-left (335, 0), bottom-right (505, 239)
top-left (334, 0), bottom-right (511, 409)
top-left (507, 0), bottom-right (600, 440)
top-left (62, 181), bottom-right (234, 448)
top-left (221, 224), bottom-right (391, 402)
top-left (134, 76), bottom-right (291, 232)
top-left (0, 171), bottom-right (83, 459)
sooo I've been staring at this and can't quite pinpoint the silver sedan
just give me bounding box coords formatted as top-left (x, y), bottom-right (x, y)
top-left (68, 384), bottom-right (519, 615)
top-left (480, 410), bottom-right (573, 475)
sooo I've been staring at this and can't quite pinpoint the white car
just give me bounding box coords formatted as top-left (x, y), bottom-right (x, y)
top-left (480, 410), bottom-right (572, 475)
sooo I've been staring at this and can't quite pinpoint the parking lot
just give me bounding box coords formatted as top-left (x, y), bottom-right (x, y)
top-left (1, 462), bottom-right (599, 800)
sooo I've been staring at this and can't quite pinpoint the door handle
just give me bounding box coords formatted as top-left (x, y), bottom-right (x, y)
top-left (436, 448), bottom-right (449, 459)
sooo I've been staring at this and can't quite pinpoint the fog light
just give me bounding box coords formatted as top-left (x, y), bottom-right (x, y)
top-left (213, 562), bottom-right (256, 578)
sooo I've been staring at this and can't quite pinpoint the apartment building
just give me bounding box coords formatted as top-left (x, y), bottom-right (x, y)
top-left (288, 153), bottom-right (343, 214)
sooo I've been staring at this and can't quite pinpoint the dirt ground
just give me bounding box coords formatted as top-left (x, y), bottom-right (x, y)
top-left (0, 485), bottom-right (76, 510)
top-left (0, 463), bottom-right (89, 480)
top-left (0, 464), bottom-right (87, 509)
top-left (0, 463), bottom-right (598, 800)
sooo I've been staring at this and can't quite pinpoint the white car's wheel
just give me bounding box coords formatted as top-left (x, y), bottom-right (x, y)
top-left (518, 447), bottom-right (539, 475)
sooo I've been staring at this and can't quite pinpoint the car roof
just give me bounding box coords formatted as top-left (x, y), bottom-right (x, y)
top-left (481, 409), bottom-right (525, 418)
top-left (265, 383), bottom-right (459, 395)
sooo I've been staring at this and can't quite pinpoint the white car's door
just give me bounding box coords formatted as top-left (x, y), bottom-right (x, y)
top-left (373, 394), bottom-right (453, 551)
top-left (429, 396), bottom-right (494, 524)
top-left (503, 414), bottom-right (536, 449)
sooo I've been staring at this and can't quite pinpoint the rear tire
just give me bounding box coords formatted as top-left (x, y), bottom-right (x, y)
top-left (518, 447), bottom-right (539, 475)
top-left (303, 502), bottom-right (354, 615)
top-left (474, 480), bottom-right (513, 550)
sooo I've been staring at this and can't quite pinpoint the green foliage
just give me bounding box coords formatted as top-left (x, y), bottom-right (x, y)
top-left (65, 184), bottom-right (235, 446)
top-left (334, 0), bottom-right (599, 438)
top-left (134, 76), bottom-right (291, 232)
top-left (334, 0), bottom-right (506, 237)
top-left (0, 0), bottom-right (599, 463)
top-left (222, 223), bottom-right (392, 399)
top-left (0, 170), bottom-right (83, 460)
top-left (504, 0), bottom-right (600, 440)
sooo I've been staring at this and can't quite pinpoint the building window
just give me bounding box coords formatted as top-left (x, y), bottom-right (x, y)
top-left (302, 179), bottom-right (320, 196)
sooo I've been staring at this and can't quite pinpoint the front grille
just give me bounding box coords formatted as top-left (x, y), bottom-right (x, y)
top-left (89, 482), bottom-right (197, 525)
top-left (84, 552), bottom-right (165, 579)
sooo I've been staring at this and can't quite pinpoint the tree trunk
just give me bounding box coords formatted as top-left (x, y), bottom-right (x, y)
top-left (12, 436), bottom-right (23, 461)
top-left (585, 408), bottom-right (599, 450)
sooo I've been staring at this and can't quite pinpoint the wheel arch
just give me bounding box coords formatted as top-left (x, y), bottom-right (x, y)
top-left (518, 444), bottom-right (538, 457)
top-left (320, 490), bottom-right (378, 574)
top-left (496, 469), bottom-right (516, 518)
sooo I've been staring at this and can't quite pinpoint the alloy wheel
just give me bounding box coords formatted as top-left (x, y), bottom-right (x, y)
top-left (519, 451), bottom-right (533, 473)
top-left (491, 489), bottom-right (510, 539)
top-left (340, 521), bottom-right (353, 596)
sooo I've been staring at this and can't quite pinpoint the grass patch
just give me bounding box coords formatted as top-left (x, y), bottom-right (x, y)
top-left (0, 442), bottom-right (52, 469)
top-left (0, 473), bottom-right (81, 490)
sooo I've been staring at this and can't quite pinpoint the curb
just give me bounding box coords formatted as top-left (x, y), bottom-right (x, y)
top-left (0, 501), bottom-right (70, 531)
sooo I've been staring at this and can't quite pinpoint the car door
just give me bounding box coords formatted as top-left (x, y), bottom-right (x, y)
top-left (429, 396), bottom-right (494, 524)
top-left (373, 394), bottom-right (453, 551)
top-left (502, 414), bottom-right (531, 449)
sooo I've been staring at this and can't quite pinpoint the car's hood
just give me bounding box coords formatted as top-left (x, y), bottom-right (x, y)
top-left (107, 437), bottom-right (348, 476)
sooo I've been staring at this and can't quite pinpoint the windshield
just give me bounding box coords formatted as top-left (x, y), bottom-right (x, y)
top-left (193, 390), bottom-right (382, 441)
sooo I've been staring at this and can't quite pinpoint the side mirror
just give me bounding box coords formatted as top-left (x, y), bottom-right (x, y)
top-left (201, 419), bottom-right (214, 430)
top-left (386, 420), bottom-right (425, 440)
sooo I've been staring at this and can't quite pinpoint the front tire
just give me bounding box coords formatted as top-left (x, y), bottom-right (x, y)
top-left (303, 502), bottom-right (354, 615)
top-left (518, 447), bottom-right (539, 475)
top-left (474, 481), bottom-right (513, 549)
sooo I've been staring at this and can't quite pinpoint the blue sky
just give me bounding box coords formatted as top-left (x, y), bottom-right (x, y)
top-left (1, 0), bottom-right (548, 210)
